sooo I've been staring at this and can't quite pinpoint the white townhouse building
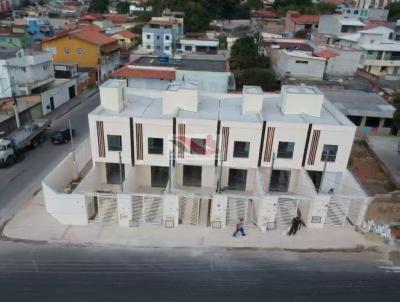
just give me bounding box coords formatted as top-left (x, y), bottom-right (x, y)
top-left (42, 80), bottom-right (369, 231)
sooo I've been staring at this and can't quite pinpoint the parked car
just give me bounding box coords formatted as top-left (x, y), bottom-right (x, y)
top-left (51, 128), bottom-right (75, 144)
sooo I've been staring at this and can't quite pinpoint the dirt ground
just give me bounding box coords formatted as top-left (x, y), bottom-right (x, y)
top-left (349, 140), bottom-right (397, 195)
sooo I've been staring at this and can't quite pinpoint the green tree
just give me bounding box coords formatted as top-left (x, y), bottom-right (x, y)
top-left (230, 37), bottom-right (259, 70)
top-left (235, 68), bottom-right (279, 91)
top-left (116, 2), bottom-right (130, 14)
top-left (388, 3), bottom-right (400, 21)
top-left (88, 0), bottom-right (109, 13)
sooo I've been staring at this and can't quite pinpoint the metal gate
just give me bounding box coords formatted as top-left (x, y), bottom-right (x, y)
top-left (131, 195), bottom-right (163, 225)
top-left (324, 197), bottom-right (350, 226)
top-left (179, 197), bottom-right (200, 225)
top-left (226, 197), bottom-right (248, 225)
top-left (275, 197), bottom-right (299, 229)
top-left (94, 196), bottom-right (118, 224)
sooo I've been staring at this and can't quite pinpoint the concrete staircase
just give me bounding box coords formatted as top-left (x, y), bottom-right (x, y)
top-left (275, 198), bottom-right (298, 229)
top-left (325, 201), bottom-right (347, 226)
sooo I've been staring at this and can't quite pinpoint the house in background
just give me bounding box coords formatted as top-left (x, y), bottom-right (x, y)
top-left (142, 14), bottom-right (185, 56)
top-left (0, 48), bottom-right (55, 98)
top-left (177, 38), bottom-right (219, 54)
top-left (113, 52), bottom-right (234, 92)
top-left (337, 26), bottom-right (400, 78)
top-left (285, 11), bottom-right (320, 35)
top-left (111, 30), bottom-right (138, 50)
top-left (42, 29), bottom-right (120, 83)
top-left (26, 18), bottom-right (55, 41)
top-left (0, 25), bottom-right (32, 49)
top-left (324, 89), bottom-right (396, 136)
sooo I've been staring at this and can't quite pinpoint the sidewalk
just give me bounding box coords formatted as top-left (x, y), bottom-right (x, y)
top-left (3, 191), bottom-right (383, 251)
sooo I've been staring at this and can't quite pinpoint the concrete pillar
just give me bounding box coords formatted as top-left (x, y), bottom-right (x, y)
top-left (210, 194), bottom-right (228, 228)
top-left (117, 193), bottom-right (132, 227)
top-left (256, 195), bottom-right (278, 230)
top-left (163, 194), bottom-right (179, 228)
top-left (306, 195), bottom-right (331, 228)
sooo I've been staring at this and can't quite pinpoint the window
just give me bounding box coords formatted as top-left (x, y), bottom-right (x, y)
top-left (383, 118), bottom-right (393, 128)
top-left (156, 46), bottom-right (161, 50)
top-left (165, 35), bottom-right (170, 41)
top-left (353, 10), bottom-right (359, 14)
top-left (77, 48), bottom-right (84, 55)
top-left (42, 65), bottom-right (47, 70)
top-left (107, 135), bottom-right (122, 151)
top-left (347, 115), bottom-right (362, 126)
top-left (165, 46), bottom-right (170, 51)
top-left (295, 60), bottom-right (308, 64)
top-left (184, 45), bottom-right (193, 51)
top-left (156, 35), bottom-right (160, 40)
top-left (190, 138), bottom-right (206, 155)
top-left (365, 117), bottom-right (380, 127)
top-left (233, 141), bottom-right (250, 158)
top-left (146, 45), bottom-right (151, 49)
top-left (277, 142), bottom-right (295, 159)
top-left (148, 137), bottom-right (163, 154)
top-left (370, 39), bottom-right (375, 44)
top-left (367, 50), bottom-right (374, 55)
top-left (146, 34), bottom-right (151, 39)
top-left (321, 144), bottom-right (338, 162)
top-left (151, 166), bottom-right (169, 187)
top-left (64, 47), bottom-right (70, 54)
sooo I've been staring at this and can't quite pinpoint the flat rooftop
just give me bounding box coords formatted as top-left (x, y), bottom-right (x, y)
top-left (134, 56), bottom-right (228, 72)
top-left (92, 87), bottom-right (354, 127)
top-left (322, 89), bottom-right (395, 119)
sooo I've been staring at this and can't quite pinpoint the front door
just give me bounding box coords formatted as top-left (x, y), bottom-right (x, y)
top-left (228, 168), bottom-right (247, 191)
top-left (49, 97), bottom-right (55, 111)
top-left (105, 163), bottom-right (125, 184)
top-left (183, 165), bottom-right (202, 187)
top-left (68, 85), bottom-right (76, 99)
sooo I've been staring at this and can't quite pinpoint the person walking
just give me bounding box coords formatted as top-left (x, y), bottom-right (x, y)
top-left (287, 216), bottom-right (305, 236)
top-left (233, 218), bottom-right (246, 237)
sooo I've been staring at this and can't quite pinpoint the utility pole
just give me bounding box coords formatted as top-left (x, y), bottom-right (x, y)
top-left (218, 152), bottom-right (223, 193)
top-left (267, 152), bottom-right (276, 192)
top-left (319, 151), bottom-right (329, 194)
top-left (168, 150), bottom-right (172, 193)
top-left (118, 151), bottom-right (124, 193)
top-left (68, 119), bottom-right (78, 179)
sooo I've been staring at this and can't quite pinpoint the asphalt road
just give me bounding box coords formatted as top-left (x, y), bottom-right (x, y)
top-left (0, 92), bottom-right (100, 225)
top-left (0, 242), bottom-right (398, 301)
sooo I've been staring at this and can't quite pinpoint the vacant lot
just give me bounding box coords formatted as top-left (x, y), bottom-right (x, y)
top-left (349, 140), bottom-right (397, 195)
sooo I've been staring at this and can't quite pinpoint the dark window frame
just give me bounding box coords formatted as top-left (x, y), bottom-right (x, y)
top-left (277, 141), bottom-right (295, 159)
top-left (148, 137), bottom-right (164, 155)
top-left (233, 141), bottom-right (250, 158)
top-left (347, 115), bottom-right (362, 126)
top-left (151, 166), bottom-right (169, 188)
top-left (190, 138), bottom-right (206, 155)
top-left (321, 144), bottom-right (338, 162)
top-left (383, 118), bottom-right (393, 128)
top-left (107, 135), bottom-right (122, 151)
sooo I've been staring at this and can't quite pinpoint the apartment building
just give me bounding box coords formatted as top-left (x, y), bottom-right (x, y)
top-left (0, 48), bottom-right (55, 98)
top-left (43, 80), bottom-right (369, 231)
top-left (337, 26), bottom-right (400, 77)
top-left (142, 16), bottom-right (184, 56)
top-left (318, 15), bottom-right (366, 37)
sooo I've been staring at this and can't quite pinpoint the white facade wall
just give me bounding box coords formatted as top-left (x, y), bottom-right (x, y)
top-left (41, 79), bottom-right (77, 115)
top-left (221, 121), bottom-right (262, 169)
top-left (325, 50), bottom-right (362, 77)
top-left (89, 114), bottom-right (132, 165)
top-left (275, 53), bottom-right (325, 80)
top-left (134, 118), bottom-right (172, 167)
top-left (305, 124), bottom-right (356, 172)
top-left (261, 122), bottom-right (309, 169)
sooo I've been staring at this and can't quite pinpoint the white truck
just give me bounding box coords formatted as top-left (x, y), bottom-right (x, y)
top-left (0, 120), bottom-right (50, 167)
